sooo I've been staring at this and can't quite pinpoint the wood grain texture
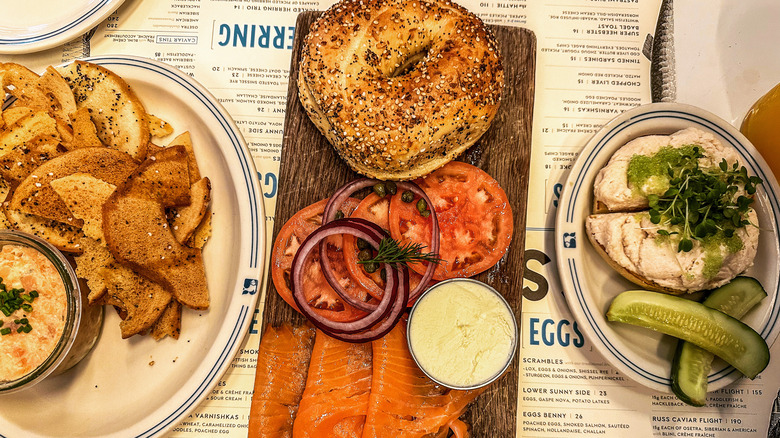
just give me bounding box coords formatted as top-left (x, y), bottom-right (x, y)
top-left (262, 11), bottom-right (535, 437)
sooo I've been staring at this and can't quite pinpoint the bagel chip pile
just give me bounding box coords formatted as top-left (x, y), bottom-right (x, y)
top-left (0, 61), bottom-right (211, 340)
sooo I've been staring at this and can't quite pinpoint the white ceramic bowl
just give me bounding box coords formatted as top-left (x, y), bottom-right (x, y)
top-left (555, 102), bottom-right (780, 392)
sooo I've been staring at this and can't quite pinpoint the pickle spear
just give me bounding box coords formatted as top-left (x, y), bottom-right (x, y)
top-left (607, 290), bottom-right (769, 379)
top-left (671, 277), bottom-right (767, 406)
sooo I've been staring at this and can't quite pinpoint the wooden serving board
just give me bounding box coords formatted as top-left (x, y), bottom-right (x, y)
top-left (262, 11), bottom-right (535, 436)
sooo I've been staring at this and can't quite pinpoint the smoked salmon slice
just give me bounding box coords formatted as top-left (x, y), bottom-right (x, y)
top-left (293, 330), bottom-right (373, 438)
top-left (248, 323), bottom-right (316, 438)
top-left (362, 322), bottom-right (486, 438)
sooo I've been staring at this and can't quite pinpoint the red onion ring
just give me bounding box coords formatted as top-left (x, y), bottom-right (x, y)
top-left (322, 179), bottom-right (441, 305)
top-left (322, 262), bottom-right (410, 343)
top-left (318, 218), bottom-right (388, 312)
top-left (323, 178), bottom-right (379, 224)
top-left (290, 218), bottom-right (397, 335)
top-left (319, 179), bottom-right (382, 311)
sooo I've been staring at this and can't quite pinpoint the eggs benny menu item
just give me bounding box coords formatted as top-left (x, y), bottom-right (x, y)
top-left (8, 0), bottom-right (780, 437)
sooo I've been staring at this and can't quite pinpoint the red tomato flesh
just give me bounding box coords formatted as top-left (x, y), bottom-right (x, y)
top-left (389, 162), bottom-right (513, 280)
top-left (271, 198), bottom-right (369, 322)
top-left (343, 193), bottom-right (431, 301)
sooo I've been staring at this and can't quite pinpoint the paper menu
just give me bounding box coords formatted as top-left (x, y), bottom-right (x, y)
top-left (518, 2), bottom-right (662, 435)
top-left (4, 0), bottom-right (780, 436)
top-left (518, 2), bottom-right (780, 437)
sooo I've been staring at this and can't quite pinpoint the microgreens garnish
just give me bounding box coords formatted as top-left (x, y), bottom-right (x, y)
top-left (359, 237), bottom-right (441, 268)
top-left (646, 146), bottom-right (762, 252)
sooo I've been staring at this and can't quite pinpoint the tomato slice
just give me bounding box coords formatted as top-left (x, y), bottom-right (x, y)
top-left (271, 197), bottom-right (369, 322)
top-left (388, 162), bottom-right (513, 280)
top-left (343, 193), bottom-right (430, 301)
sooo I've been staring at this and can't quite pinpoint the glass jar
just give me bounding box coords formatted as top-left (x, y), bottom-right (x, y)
top-left (0, 230), bottom-right (103, 394)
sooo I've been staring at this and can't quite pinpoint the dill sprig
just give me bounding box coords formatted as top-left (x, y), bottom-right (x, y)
top-left (647, 146), bottom-right (762, 252)
top-left (359, 237), bottom-right (442, 268)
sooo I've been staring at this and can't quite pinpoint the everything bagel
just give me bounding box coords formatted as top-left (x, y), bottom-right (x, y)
top-left (298, 0), bottom-right (504, 180)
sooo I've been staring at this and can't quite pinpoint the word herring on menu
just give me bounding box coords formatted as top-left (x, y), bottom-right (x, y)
top-left (214, 24), bottom-right (296, 49)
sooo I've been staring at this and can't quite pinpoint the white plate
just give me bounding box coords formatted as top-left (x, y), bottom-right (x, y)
top-left (0, 56), bottom-right (264, 437)
top-left (0, 0), bottom-right (124, 54)
top-left (555, 102), bottom-right (780, 393)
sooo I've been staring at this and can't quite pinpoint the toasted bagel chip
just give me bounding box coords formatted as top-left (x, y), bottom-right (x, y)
top-left (188, 210), bottom-right (212, 249)
top-left (50, 173), bottom-right (116, 242)
top-left (0, 112), bottom-right (61, 187)
top-left (124, 145), bottom-right (191, 205)
top-left (5, 208), bottom-right (86, 253)
top-left (58, 60), bottom-right (150, 160)
top-left (0, 63), bottom-right (50, 111)
top-left (146, 142), bottom-right (166, 155)
top-left (0, 135), bottom-right (61, 189)
top-left (9, 147), bottom-right (138, 227)
top-left (0, 179), bottom-right (9, 230)
top-left (38, 66), bottom-right (78, 121)
top-left (148, 114), bottom-right (174, 138)
top-left (97, 265), bottom-right (173, 339)
top-left (0, 177), bottom-right (9, 203)
top-left (170, 177), bottom-right (211, 244)
top-left (0, 64), bottom-right (78, 122)
top-left (2, 106), bottom-right (34, 127)
top-left (75, 238), bottom-right (177, 339)
top-left (150, 300), bottom-right (182, 340)
top-left (104, 195), bottom-right (209, 310)
top-left (75, 237), bottom-right (114, 304)
top-left (56, 118), bottom-right (75, 149)
top-left (0, 111), bottom-right (58, 156)
top-left (104, 147), bottom-right (208, 309)
top-left (167, 132), bottom-right (200, 183)
top-left (69, 107), bottom-right (104, 147)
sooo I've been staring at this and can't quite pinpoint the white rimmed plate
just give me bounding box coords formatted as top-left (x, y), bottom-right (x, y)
top-left (0, 56), bottom-right (264, 437)
top-left (0, 0), bottom-right (124, 54)
top-left (555, 102), bottom-right (780, 393)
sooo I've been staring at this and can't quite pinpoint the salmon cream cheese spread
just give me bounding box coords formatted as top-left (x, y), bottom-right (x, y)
top-left (0, 244), bottom-right (67, 382)
top-left (408, 279), bottom-right (517, 388)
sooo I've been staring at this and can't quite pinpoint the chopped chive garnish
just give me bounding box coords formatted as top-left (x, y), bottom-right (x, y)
top-left (0, 280), bottom-right (38, 325)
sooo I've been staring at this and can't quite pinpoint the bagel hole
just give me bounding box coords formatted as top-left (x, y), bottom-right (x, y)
top-left (390, 44), bottom-right (431, 77)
